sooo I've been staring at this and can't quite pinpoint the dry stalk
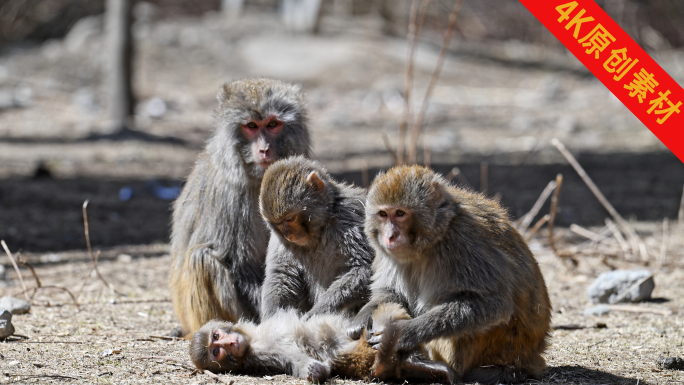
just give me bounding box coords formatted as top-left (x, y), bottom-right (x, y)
top-left (24, 285), bottom-right (80, 309)
top-left (361, 162), bottom-right (369, 188)
top-left (550, 138), bottom-right (648, 261)
top-left (525, 214), bottom-right (550, 241)
top-left (569, 224), bottom-right (609, 243)
top-left (398, 0), bottom-right (430, 164)
top-left (423, 142), bottom-right (431, 168)
top-left (18, 256), bottom-right (41, 289)
top-left (1, 240), bottom-right (30, 302)
top-left (407, 0), bottom-right (464, 164)
top-left (135, 356), bottom-right (234, 384)
top-left (518, 180), bottom-right (557, 233)
top-left (81, 200), bottom-right (120, 296)
top-left (381, 131), bottom-right (398, 164)
top-left (548, 174), bottom-right (576, 265)
top-left (480, 161), bottom-right (488, 193)
top-left (605, 218), bottom-right (629, 256)
top-left (659, 217), bottom-right (669, 265)
top-left (445, 166), bottom-right (472, 188)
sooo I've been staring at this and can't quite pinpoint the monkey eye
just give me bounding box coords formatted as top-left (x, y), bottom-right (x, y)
top-left (378, 211), bottom-right (387, 218)
top-left (246, 122), bottom-right (258, 129)
top-left (212, 347), bottom-right (221, 358)
top-left (395, 210), bottom-right (405, 217)
top-left (267, 120), bottom-right (278, 128)
top-left (212, 331), bottom-right (219, 341)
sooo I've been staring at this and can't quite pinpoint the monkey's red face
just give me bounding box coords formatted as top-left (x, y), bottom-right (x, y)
top-left (208, 328), bottom-right (248, 363)
top-left (274, 212), bottom-right (309, 246)
top-left (241, 116), bottom-right (283, 169)
top-left (375, 206), bottom-right (412, 255)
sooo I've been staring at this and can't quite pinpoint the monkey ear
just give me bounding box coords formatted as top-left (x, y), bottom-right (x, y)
top-left (306, 172), bottom-right (325, 193)
top-left (217, 83), bottom-right (231, 102)
top-left (431, 181), bottom-right (448, 204)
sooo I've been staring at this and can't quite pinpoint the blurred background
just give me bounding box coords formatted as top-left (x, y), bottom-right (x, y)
top-left (0, 0), bottom-right (683, 253)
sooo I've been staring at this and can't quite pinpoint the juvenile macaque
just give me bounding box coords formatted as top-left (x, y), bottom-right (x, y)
top-left (259, 156), bottom-right (373, 319)
top-left (350, 165), bottom-right (552, 384)
top-left (169, 79), bottom-right (311, 335)
top-left (190, 303), bottom-right (455, 383)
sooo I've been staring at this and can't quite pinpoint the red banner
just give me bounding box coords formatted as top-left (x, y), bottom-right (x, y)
top-left (519, 0), bottom-right (684, 163)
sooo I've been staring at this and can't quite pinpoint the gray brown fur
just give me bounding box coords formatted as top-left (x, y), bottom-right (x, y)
top-left (352, 165), bottom-right (552, 384)
top-left (259, 156), bottom-right (373, 320)
top-left (169, 79), bottom-right (310, 334)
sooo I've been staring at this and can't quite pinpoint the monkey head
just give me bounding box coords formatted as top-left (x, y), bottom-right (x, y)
top-left (190, 320), bottom-right (250, 373)
top-left (365, 165), bottom-right (454, 262)
top-left (260, 156), bottom-right (334, 248)
top-left (211, 78), bottom-right (311, 179)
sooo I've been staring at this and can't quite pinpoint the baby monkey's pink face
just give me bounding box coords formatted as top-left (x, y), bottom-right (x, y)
top-left (208, 327), bottom-right (248, 363)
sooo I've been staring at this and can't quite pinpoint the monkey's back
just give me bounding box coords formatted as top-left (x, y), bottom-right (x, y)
top-left (428, 186), bottom-right (552, 379)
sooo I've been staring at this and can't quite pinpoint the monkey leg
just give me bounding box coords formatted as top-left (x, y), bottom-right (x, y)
top-left (170, 246), bottom-right (240, 335)
top-left (401, 354), bottom-right (457, 384)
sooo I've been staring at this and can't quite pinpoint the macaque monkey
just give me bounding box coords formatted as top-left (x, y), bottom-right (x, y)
top-left (190, 303), bottom-right (456, 383)
top-left (169, 79), bottom-right (311, 335)
top-left (258, 156), bottom-right (373, 320)
top-left (349, 165), bottom-right (552, 384)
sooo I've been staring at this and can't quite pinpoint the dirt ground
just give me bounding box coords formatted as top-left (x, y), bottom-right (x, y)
top-left (0, 222), bottom-right (683, 385)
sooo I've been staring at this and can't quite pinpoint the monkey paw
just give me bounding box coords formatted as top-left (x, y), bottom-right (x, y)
top-left (346, 324), bottom-right (365, 340)
top-left (307, 361), bottom-right (330, 383)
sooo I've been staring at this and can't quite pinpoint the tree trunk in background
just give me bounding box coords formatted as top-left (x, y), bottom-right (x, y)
top-left (105, 0), bottom-right (134, 131)
top-left (281, 0), bottom-right (323, 33)
top-left (222, 0), bottom-right (245, 19)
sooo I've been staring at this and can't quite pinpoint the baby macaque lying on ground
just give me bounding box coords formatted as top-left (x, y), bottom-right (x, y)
top-left (190, 303), bottom-right (455, 383)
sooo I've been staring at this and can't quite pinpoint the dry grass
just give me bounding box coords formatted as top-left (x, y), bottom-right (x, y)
top-left (0, 222), bottom-right (682, 384)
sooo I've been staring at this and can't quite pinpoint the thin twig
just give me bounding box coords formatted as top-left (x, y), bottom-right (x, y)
top-left (605, 218), bottom-right (629, 256)
top-left (423, 142), bottom-right (431, 168)
top-left (381, 132), bottom-right (399, 164)
top-left (525, 214), bottom-right (550, 241)
top-left (551, 138), bottom-right (648, 261)
top-left (23, 286), bottom-right (80, 309)
top-left (398, 0), bottom-right (430, 165)
top-left (18, 256), bottom-right (41, 289)
top-left (407, 0), bottom-right (464, 164)
top-left (659, 217), bottom-right (668, 266)
top-left (519, 180), bottom-right (557, 233)
top-left (444, 167), bottom-right (472, 188)
top-left (480, 161), bottom-right (488, 193)
top-left (548, 174), bottom-right (563, 256)
top-left (135, 356), bottom-right (234, 384)
top-left (82, 200), bottom-right (121, 295)
top-left (3, 374), bottom-right (82, 380)
top-left (607, 304), bottom-right (672, 316)
top-left (361, 162), bottom-right (369, 188)
top-left (1, 240), bottom-right (30, 302)
top-left (149, 335), bottom-right (184, 341)
top-left (569, 224), bottom-right (608, 243)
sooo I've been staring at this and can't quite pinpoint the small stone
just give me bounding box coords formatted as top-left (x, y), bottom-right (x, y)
top-left (587, 269), bottom-right (654, 304)
top-left (0, 296), bottom-right (30, 315)
top-left (658, 357), bottom-right (684, 371)
top-left (583, 304), bottom-right (611, 316)
top-left (0, 308), bottom-right (14, 339)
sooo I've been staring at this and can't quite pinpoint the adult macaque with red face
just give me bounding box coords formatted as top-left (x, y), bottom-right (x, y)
top-left (349, 165), bottom-right (552, 384)
top-left (169, 78), bottom-right (311, 336)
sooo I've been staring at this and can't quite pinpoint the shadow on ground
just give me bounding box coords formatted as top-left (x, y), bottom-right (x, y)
top-left (545, 365), bottom-right (648, 384)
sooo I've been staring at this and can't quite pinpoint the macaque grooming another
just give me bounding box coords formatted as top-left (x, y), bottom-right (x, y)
top-left (259, 156), bottom-right (373, 319)
top-left (350, 165), bottom-right (552, 384)
top-left (190, 303), bottom-right (456, 383)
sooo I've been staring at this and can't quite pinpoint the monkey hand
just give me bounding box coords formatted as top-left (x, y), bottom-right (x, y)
top-left (394, 319), bottom-right (421, 353)
top-left (307, 361), bottom-right (330, 383)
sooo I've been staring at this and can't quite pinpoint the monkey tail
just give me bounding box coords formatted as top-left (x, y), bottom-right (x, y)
top-left (463, 365), bottom-right (530, 385)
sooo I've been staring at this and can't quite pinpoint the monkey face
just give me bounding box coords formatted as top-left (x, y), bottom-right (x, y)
top-left (207, 327), bottom-right (249, 363)
top-left (273, 212), bottom-right (310, 246)
top-left (373, 206), bottom-right (413, 258)
top-left (241, 115), bottom-right (283, 169)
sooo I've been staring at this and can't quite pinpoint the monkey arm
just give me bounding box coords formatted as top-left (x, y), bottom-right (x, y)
top-left (261, 253), bottom-right (309, 319)
top-left (304, 264), bottom-right (371, 318)
top-left (394, 291), bottom-right (514, 352)
top-left (346, 289), bottom-right (407, 340)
